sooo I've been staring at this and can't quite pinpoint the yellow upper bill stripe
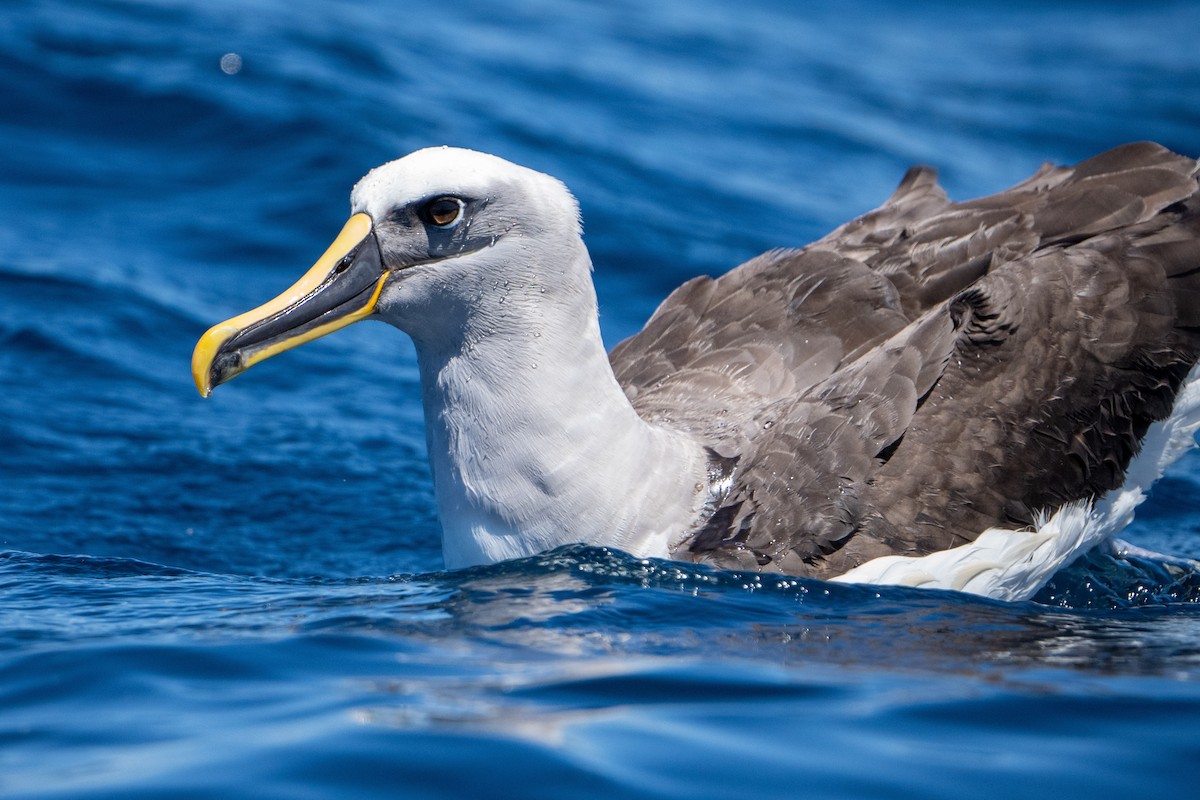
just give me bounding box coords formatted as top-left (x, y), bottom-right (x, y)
top-left (191, 213), bottom-right (374, 396)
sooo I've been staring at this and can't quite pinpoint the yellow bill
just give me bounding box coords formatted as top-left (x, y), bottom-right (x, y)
top-left (191, 212), bottom-right (385, 397)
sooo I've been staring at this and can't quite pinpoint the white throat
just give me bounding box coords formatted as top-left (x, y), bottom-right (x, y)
top-left (407, 245), bottom-right (711, 569)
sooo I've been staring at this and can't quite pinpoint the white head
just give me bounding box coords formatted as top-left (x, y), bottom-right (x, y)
top-left (352, 147), bottom-right (587, 351)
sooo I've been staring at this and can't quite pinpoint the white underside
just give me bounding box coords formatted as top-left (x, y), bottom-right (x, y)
top-left (830, 363), bottom-right (1200, 601)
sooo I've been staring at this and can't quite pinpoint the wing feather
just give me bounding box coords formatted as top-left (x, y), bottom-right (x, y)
top-left (609, 143), bottom-right (1200, 578)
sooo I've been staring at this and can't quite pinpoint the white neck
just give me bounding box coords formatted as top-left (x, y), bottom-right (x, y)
top-left (409, 247), bottom-right (710, 569)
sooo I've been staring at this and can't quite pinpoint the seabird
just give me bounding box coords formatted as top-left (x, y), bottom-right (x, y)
top-left (192, 142), bottom-right (1200, 601)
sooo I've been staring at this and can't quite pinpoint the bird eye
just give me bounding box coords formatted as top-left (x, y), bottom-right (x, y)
top-left (419, 196), bottom-right (465, 227)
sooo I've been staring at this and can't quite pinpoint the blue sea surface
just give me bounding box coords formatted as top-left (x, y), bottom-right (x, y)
top-left (4, 1), bottom-right (1200, 797)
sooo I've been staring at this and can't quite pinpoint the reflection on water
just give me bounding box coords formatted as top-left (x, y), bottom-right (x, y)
top-left (9, 545), bottom-right (1200, 681)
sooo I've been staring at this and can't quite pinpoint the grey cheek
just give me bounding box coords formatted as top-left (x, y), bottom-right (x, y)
top-left (426, 224), bottom-right (497, 258)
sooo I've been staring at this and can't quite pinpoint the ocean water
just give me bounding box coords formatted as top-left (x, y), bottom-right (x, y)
top-left (3, 0), bottom-right (1200, 796)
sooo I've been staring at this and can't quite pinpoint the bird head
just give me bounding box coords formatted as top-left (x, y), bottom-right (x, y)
top-left (191, 146), bottom-right (583, 396)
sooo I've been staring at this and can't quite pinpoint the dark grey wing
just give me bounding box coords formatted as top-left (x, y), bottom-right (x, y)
top-left (863, 211), bottom-right (1200, 560)
top-left (834, 141), bottom-right (1200, 318)
top-left (607, 143), bottom-right (963, 446)
top-left (609, 248), bottom-right (914, 449)
top-left (611, 142), bottom-right (1200, 579)
top-left (685, 310), bottom-right (958, 575)
top-left (609, 142), bottom-right (1036, 437)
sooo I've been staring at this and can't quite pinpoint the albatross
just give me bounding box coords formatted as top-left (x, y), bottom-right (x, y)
top-left (192, 142), bottom-right (1200, 601)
